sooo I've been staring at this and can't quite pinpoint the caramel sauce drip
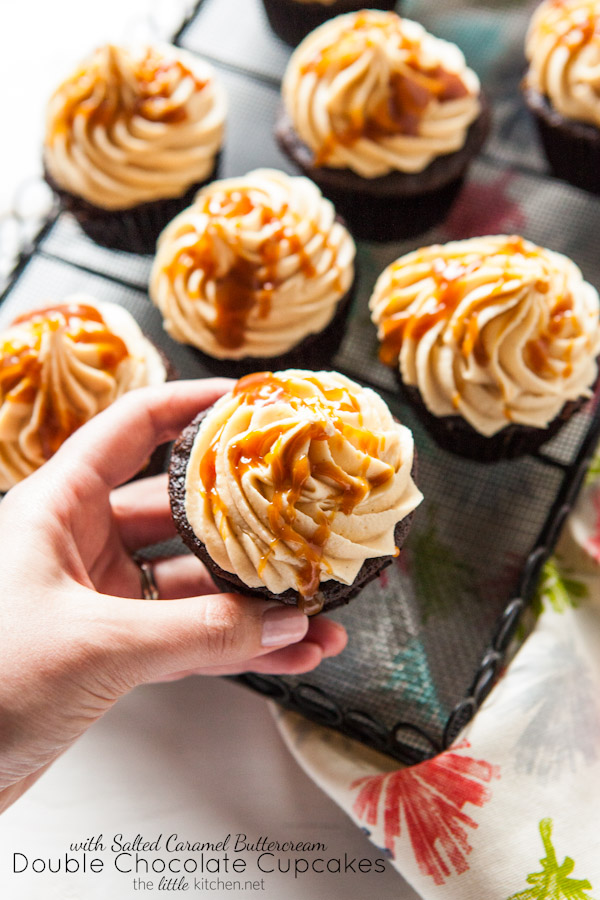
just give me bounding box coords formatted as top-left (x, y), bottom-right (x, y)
top-left (379, 256), bottom-right (475, 366)
top-left (0, 304), bottom-right (129, 458)
top-left (305, 13), bottom-right (469, 165)
top-left (378, 238), bottom-right (573, 376)
top-left (51, 47), bottom-right (207, 140)
top-left (525, 292), bottom-right (578, 378)
top-left (201, 372), bottom-right (394, 612)
top-left (165, 190), bottom-right (320, 350)
top-left (543, 2), bottom-right (600, 50)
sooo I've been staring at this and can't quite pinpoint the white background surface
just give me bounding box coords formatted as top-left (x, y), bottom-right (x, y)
top-left (0, 2), bottom-right (420, 898)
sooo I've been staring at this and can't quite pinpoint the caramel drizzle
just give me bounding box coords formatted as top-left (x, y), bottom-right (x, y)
top-left (0, 304), bottom-right (129, 458)
top-left (302, 12), bottom-right (469, 164)
top-left (165, 190), bottom-right (320, 351)
top-left (199, 372), bottom-right (394, 613)
top-left (541, 1), bottom-right (600, 51)
top-left (51, 46), bottom-right (207, 140)
top-left (378, 237), bottom-right (580, 387)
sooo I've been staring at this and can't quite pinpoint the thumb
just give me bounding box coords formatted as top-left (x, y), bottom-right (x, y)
top-left (88, 591), bottom-right (309, 688)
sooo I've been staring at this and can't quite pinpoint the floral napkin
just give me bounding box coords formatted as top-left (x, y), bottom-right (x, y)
top-left (274, 456), bottom-right (600, 900)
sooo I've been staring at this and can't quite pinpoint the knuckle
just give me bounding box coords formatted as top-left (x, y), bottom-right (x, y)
top-left (200, 594), bottom-right (250, 663)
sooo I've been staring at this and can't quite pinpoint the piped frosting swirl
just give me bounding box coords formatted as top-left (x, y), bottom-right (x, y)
top-left (183, 369), bottom-right (422, 613)
top-left (281, 10), bottom-right (481, 177)
top-left (369, 235), bottom-right (600, 436)
top-left (526, 0), bottom-right (600, 127)
top-left (44, 43), bottom-right (226, 209)
top-left (0, 297), bottom-right (167, 490)
top-left (150, 169), bottom-right (356, 360)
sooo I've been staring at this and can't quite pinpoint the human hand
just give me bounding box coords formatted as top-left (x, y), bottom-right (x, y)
top-left (0, 379), bottom-right (347, 813)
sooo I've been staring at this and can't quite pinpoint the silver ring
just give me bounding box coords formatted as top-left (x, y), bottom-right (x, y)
top-left (133, 556), bottom-right (160, 600)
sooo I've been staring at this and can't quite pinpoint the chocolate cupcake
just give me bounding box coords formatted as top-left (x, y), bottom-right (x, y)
top-left (369, 235), bottom-right (600, 461)
top-left (523, 0), bottom-right (600, 193)
top-left (262, 0), bottom-right (397, 47)
top-left (276, 10), bottom-right (490, 240)
top-left (149, 169), bottom-right (356, 376)
top-left (43, 44), bottom-right (227, 253)
top-left (0, 296), bottom-right (169, 491)
top-left (169, 369), bottom-right (423, 614)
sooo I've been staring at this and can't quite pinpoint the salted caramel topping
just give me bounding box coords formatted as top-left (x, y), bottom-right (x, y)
top-left (0, 304), bottom-right (129, 458)
top-left (377, 237), bottom-right (571, 368)
top-left (185, 371), bottom-right (422, 608)
top-left (151, 170), bottom-right (355, 361)
top-left (50, 46), bottom-right (207, 143)
top-left (526, 1), bottom-right (600, 127)
top-left (369, 235), bottom-right (600, 437)
top-left (283, 10), bottom-right (481, 177)
top-left (44, 44), bottom-right (226, 211)
top-left (164, 191), bottom-right (319, 351)
top-left (198, 372), bottom-right (396, 611)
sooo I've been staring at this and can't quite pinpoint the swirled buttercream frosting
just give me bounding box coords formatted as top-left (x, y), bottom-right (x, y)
top-left (526, 0), bottom-right (600, 127)
top-left (183, 370), bottom-right (422, 613)
top-left (369, 235), bottom-right (600, 436)
top-left (150, 169), bottom-right (356, 359)
top-left (44, 43), bottom-right (227, 210)
top-left (0, 297), bottom-right (167, 490)
top-left (281, 10), bottom-right (481, 177)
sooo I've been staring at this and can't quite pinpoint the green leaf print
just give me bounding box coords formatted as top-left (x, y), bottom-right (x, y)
top-left (507, 819), bottom-right (595, 900)
top-left (585, 449), bottom-right (600, 486)
top-left (532, 560), bottom-right (588, 617)
top-left (406, 506), bottom-right (476, 622)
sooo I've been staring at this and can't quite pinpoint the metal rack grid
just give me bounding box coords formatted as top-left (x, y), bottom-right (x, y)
top-left (2, 0), bottom-right (600, 765)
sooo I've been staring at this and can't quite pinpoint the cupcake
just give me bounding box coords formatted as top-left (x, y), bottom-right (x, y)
top-left (0, 296), bottom-right (168, 491)
top-left (276, 10), bottom-right (490, 240)
top-left (262, 0), bottom-right (397, 47)
top-left (369, 235), bottom-right (600, 461)
top-left (149, 169), bottom-right (356, 376)
top-left (169, 369), bottom-right (423, 614)
top-left (43, 43), bottom-right (227, 253)
top-left (523, 0), bottom-right (600, 193)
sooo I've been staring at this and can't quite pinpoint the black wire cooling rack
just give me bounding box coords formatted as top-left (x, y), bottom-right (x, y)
top-left (2, 0), bottom-right (600, 765)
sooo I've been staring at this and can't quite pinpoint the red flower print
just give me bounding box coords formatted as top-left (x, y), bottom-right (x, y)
top-left (351, 740), bottom-right (500, 885)
top-left (584, 486), bottom-right (600, 564)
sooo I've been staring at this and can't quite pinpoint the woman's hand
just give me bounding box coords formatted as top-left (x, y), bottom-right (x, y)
top-left (0, 379), bottom-right (347, 813)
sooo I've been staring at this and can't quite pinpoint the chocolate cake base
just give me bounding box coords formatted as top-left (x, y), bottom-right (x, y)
top-left (44, 157), bottom-right (220, 255)
top-left (186, 277), bottom-right (355, 378)
top-left (397, 375), bottom-right (589, 463)
top-left (275, 97), bottom-right (491, 241)
top-left (262, 0), bottom-right (397, 47)
top-left (169, 405), bottom-right (417, 613)
top-left (523, 86), bottom-right (600, 194)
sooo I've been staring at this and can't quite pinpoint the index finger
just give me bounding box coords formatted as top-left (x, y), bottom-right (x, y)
top-left (50, 378), bottom-right (233, 491)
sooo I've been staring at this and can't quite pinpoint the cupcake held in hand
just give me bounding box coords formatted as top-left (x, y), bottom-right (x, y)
top-left (369, 235), bottom-right (600, 461)
top-left (150, 169), bottom-right (356, 375)
top-left (0, 297), bottom-right (168, 491)
top-left (44, 43), bottom-right (227, 253)
top-left (169, 370), bottom-right (423, 614)
top-left (523, 0), bottom-right (600, 193)
top-left (277, 10), bottom-right (490, 239)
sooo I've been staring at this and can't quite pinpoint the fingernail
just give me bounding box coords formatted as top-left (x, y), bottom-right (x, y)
top-left (262, 606), bottom-right (309, 647)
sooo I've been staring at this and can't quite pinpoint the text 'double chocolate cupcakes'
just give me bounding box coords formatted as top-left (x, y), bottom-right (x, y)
top-left (169, 369), bottom-right (422, 614)
top-left (369, 235), bottom-right (600, 461)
